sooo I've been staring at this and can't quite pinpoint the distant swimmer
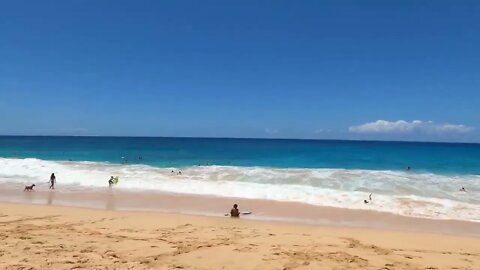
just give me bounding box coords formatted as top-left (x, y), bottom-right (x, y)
top-left (406, 166), bottom-right (411, 171)
top-left (230, 204), bottom-right (240, 218)
top-left (459, 187), bottom-right (467, 192)
top-left (369, 193), bottom-right (372, 201)
top-left (364, 200), bottom-right (369, 204)
top-left (49, 173), bottom-right (56, 190)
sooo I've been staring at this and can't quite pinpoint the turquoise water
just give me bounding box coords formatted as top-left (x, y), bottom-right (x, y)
top-left (0, 136), bottom-right (479, 221)
top-left (0, 136), bottom-right (479, 175)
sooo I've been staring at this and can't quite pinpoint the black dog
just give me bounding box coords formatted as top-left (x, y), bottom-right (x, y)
top-left (24, 184), bottom-right (36, 192)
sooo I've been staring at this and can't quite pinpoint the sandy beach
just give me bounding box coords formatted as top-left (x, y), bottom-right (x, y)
top-left (1, 203), bottom-right (479, 270)
top-left (3, 0), bottom-right (480, 269)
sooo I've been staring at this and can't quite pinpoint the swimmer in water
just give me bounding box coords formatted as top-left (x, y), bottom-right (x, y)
top-left (369, 193), bottom-right (372, 201)
top-left (459, 187), bottom-right (467, 192)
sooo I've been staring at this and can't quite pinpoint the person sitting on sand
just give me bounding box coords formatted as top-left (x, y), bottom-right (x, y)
top-left (230, 204), bottom-right (240, 218)
top-left (459, 187), bottom-right (467, 192)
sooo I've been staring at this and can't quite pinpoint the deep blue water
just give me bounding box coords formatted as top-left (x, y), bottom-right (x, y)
top-left (0, 136), bottom-right (479, 175)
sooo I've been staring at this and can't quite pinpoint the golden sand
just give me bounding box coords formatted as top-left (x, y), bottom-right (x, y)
top-left (0, 203), bottom-right (479, 269)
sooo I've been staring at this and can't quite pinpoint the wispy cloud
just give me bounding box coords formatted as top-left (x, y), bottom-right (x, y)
top-left (264, 128), bottom-right (279, 134)
top-left (349, 120), bottom-right (474, 134)
top-left (313, 129), bottom-right (332, 134)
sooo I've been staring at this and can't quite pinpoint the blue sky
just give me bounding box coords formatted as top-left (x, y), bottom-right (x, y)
top-left (1, 1), bottom-right (479, 142)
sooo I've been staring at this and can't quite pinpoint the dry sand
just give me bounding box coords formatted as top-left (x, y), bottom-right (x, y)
top-left (0, 203), bottom-right (479, 270)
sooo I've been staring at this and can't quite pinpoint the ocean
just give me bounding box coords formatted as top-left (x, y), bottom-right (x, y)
top-left (0, 136), bottom-right (479, 222)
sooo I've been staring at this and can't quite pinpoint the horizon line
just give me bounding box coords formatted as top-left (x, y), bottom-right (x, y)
top-left (0, 134), bottom-right (478, 145)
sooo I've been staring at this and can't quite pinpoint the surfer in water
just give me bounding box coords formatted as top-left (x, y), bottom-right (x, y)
top-left (230, 204), bottom-right (240, 218)
top-left (49, 173), bottom-right (56, 189)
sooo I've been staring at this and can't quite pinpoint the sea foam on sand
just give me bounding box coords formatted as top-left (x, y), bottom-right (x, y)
top-left (0, 157), bottom-right (479, 222)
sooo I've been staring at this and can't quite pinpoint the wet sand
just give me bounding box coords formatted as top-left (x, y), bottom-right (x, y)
top-left (0, 185), bottom-right (479, 237)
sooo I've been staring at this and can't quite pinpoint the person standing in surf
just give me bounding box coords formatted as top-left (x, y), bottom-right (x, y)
top-left (49, 173), bottom-right (56, 189)
top-left (108, 176), bottom-right (114, 187)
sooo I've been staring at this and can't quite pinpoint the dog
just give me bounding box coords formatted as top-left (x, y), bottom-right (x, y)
top-left (24, 184), bottom-right (36, 192)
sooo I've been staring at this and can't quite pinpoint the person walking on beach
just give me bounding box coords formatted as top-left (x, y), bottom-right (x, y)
top-left (230, 204), bottom-right (240, 218)
top-left (49, 173), bottom-right (56, 189)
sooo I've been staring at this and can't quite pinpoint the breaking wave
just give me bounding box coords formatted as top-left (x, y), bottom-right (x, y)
top-left (0, 157), bottom-right (478, 222)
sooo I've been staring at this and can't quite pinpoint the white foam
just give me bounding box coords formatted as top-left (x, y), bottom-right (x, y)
top-left (0, 157), bottom-right (479, 222)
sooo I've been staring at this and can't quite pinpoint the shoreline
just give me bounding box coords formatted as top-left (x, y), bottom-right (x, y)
top-left (1, 202), bottom-right (479, 269)
top-left (1, 157), bottom-right (479, 223)
top-left (1, 187), bottom-right (479, 237)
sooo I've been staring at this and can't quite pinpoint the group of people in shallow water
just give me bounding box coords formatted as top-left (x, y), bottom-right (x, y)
top-left (26, 166), bottom-right (470, 219)
top-left (360, 166), bottom-right (469, 204)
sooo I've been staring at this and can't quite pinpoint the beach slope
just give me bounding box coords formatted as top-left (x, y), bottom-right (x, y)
top-left (0, 203), bottom-right (478, 270)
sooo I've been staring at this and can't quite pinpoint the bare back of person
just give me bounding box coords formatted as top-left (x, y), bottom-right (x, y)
top-left (230, 204), bottom-right (240, 217)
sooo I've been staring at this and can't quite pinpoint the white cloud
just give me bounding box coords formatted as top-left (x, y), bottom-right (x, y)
top-left (431, 123), bottom-right (474, 133)
top-left (349, 120), bottom-right (474, 134)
